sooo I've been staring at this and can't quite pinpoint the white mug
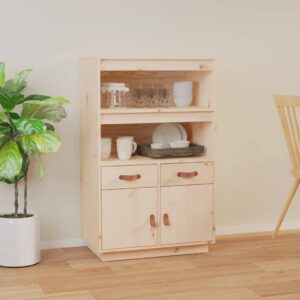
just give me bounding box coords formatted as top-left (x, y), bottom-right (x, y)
top-left (117, 136), bottom-right (137, 160)
top-left (101, 137), bottom-right (112, 160)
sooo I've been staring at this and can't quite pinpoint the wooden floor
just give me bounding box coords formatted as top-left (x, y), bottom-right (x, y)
top-left (1, 232), bottom-right (300, 299)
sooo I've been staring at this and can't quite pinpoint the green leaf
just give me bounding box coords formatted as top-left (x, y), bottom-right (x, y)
top-left (0, 136), bottom-right (8, 149)
top-left (38, 154), bottom-right (45, 180)
top-left (31, 131), bottom-right (61, 154)
top-left (0, 111), bottom-right (8, 123)
top-left (2, 153), bottom-right (30, 184)
top-left (2, 69), bottom-right (31, 94)
top-left (13, 118), bottom-right (47, 135)
top-left (24, 94), bottom-right (50, 101)
top-left (40, 97), bottom-right (69, 105)
top-left (45, 123), bottom-right (55, 131)
top-left (10, 112), bottom-right (21, 120)
top-left (22, 135), bottom-right (38, 155)
top-left (0, 62), bottom-right (5, 88)
top-left (0, 141), bottom-right (22, 180)
top-left (0, 91), bottom-right (24, 111)
top-left (0, 123), bottom-right (10, 137)
top-left (22, 130), bottom-right (61, 155)
top-left (21, 98), bottom-right (69, 122)
top-left (12, 69), bottom-right (31, 93)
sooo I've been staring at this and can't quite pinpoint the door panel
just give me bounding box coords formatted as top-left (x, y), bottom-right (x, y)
top-left (160, 185), bottom-right (213, 245)
top-left (102, 188), bottom-right (158, 250)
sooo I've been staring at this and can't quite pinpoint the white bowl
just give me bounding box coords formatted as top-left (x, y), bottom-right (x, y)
top-left (151, 143), bottom-right (164, 149)
top-left (173, 81), bottom-right (193, 108)
top-left (173, 81), bottom-right (193, 89)
top-left (169, 141), bottom-right (190, 148)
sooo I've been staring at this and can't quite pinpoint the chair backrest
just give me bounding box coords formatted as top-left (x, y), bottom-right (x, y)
top-left (274, 95), bottom-right (300, 175)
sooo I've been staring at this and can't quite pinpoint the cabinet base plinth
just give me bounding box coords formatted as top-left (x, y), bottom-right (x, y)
top-left (99, 244), bottom-right (209, 261)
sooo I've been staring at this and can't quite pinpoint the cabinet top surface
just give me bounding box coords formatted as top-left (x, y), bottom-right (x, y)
top-left (81, 57), bottom-right (215, 61)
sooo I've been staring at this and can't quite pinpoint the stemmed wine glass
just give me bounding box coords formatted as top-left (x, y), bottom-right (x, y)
top-left (157, 84), bottom-right (171, 107)
top-left (131, 84), bottom-right (144, 108)
top-left (143, 84), bottom-right (157, 107)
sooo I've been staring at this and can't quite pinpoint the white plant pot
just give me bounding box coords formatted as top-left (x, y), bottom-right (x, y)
top-left (0, 214), bottom-right (40, 267)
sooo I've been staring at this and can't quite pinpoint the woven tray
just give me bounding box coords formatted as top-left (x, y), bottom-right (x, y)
top-left (138, 143), bottom-right (205, 158)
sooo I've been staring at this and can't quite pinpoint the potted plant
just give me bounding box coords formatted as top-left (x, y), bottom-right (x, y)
top-left (0, 62), bottom-right (69, 267)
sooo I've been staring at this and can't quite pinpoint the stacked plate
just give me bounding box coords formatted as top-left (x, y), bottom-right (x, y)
top-left (152, 123), bottom-right (188, 148)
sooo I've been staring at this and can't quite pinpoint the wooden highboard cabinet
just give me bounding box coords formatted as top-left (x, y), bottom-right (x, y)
top-left (80, 58), bottom-right (216, 261)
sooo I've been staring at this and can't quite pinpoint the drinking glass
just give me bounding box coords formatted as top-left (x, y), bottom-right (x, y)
top-left (131, 84), bottom-right (144, 108)
top-left (143, 84), bottom-right (157, 107)
top-left (157, 84), bottom-right (171, 107)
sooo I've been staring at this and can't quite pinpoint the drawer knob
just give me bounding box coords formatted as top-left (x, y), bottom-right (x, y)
top-left (149, 214), bottom-right (156, 227)
top-left (119, 174), bottom-right (141, 181)
top-left (163, 213), bottom-right (170, 226)
top-left (177, 171), bottom-right (198, 178)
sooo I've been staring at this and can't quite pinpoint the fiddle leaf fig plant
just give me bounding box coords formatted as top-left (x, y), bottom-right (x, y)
top-left (0, 62), bottom-right (69, 218)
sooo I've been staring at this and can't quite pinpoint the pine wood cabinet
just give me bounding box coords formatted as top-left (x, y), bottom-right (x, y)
top-left (80, 58), bottom-right (216, 261)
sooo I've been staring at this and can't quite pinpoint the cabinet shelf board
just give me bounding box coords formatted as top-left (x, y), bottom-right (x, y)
top-left (101, 106), bottom-right (214, 124)
top-left (100, 155), bottom-right (214, 167)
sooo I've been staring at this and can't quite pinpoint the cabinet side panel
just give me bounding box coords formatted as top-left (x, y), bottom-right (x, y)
top-left (80, 58), bottom-right (101, 254)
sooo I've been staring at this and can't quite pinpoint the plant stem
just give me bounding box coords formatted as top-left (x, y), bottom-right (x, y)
top-left (23, 171), bottom-right (28, 217)
top-left (14, 179), bottom-right (19, 217)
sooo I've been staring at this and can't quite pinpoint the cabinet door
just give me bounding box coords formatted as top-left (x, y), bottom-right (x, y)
top-left (160, 185), bottom-right (213, 245)
top-left (102, 188), bottom-right (158, 250)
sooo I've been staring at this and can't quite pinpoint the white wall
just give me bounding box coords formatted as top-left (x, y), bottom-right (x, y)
top-left (1, 0), bottom-right (300, 247)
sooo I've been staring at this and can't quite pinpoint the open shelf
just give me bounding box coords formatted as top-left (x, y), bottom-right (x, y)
top-left (101, 106), bottom-right (214, 124)
top-left (100, 154), bottom-right (213, 166)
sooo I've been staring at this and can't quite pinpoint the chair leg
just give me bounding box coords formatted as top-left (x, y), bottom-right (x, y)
top-left (272, 179), bottom-right (299, 239)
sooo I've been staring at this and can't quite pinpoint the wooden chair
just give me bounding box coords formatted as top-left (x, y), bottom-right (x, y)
top-left (273, 95), bottom-right (300, 238)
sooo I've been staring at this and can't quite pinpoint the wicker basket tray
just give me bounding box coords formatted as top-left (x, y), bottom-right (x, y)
top-left (138, 143), bottom-right (205, 159)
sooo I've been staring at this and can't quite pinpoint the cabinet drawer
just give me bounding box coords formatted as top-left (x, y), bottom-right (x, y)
top-left (161, 162), bottom-right (213, 186)
top-left (102, 165), bottom-right (158, 190)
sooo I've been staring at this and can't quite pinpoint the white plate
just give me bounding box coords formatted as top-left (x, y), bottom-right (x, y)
top-left (174, 123), bottom-right (187, 141)
top-left (152, 123), bottom-right (183, 148)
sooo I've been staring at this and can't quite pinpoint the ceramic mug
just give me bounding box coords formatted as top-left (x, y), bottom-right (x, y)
top-left (101, 137), bottom-right (112, 160)
top-left (117, 136), bottom-right (137, 160)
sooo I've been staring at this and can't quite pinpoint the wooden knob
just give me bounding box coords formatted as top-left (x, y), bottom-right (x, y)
top-left (163, 213), bottom-right (170, 226)
top-left (149, 214), bottom-right (156, 227)
top-left (177, 171), bottom-right (198, 178)
top-left (119, 174), bottom-right (141, 181)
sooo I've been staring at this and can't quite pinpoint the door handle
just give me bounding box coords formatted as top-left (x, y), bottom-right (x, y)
top-left (163, 213), bottom-right (170, 226)
top-left (119, 174), bottom-right (141, 181)
top-left (177, 171), bottom-right (198, 178)
top-left (149, 214), bottom-right (156, 227)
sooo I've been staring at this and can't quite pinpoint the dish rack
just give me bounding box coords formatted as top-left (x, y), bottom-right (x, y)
top-left (138, 143), bottom-right (205, 158)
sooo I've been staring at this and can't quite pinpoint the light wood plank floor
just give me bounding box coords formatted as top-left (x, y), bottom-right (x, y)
top-left (1, 231), bottom-right (300, 299)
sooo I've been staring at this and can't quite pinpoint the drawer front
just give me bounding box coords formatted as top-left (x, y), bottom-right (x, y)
top-left (102, 165), bottom-right (158, 190)
top-left (161, 162), bottom-right (213, 186)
